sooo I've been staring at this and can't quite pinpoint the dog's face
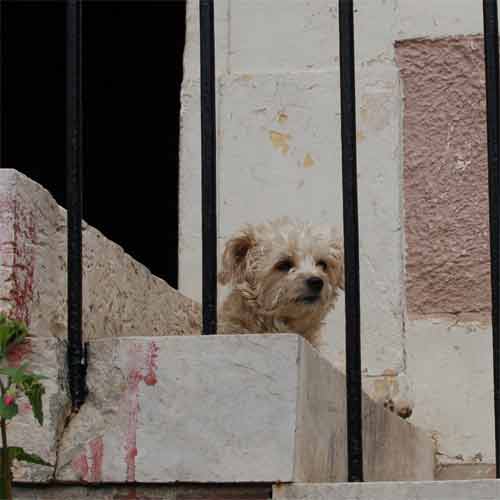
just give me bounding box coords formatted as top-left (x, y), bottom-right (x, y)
top-left (219, 218), bottom-right (344, 328)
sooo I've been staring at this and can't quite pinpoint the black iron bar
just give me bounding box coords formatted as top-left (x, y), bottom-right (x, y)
top-left (66, 0), bottom-right (86, 409)
top-left (199, 0), bottom-right (217, 335)
top-left (338, 0), bottom-right (363, 482)
top-left (483, 0), bottom-right (500, 479)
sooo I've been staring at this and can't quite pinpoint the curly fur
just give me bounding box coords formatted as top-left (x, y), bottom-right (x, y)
top-left (218, 217), bottom-right (344, 351)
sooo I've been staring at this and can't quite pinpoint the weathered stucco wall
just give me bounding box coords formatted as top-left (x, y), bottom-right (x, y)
top-left (397, 36), bottom-right (489, 319)
top-left (178, 0), bottom-right (493, 476)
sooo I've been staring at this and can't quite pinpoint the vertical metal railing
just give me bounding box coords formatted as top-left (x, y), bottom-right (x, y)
top-left (66, 0), bottom-right (86, 410)
top-left (483, 0), bottom-right (500, 479)
top-left (338, 0), bottom-right (363, 482)
top-left (199, 0), bottom-right (218, 336)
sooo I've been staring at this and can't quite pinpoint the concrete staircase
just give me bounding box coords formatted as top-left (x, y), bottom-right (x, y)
top-left (0, 170), bottom-right (464, 499)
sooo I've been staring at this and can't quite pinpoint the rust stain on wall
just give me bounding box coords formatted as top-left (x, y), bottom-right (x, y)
top-left (396, 36), bottom-right (490, 318)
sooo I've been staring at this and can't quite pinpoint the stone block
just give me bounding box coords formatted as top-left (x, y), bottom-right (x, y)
top-left (7, 337), bottom-right (70, 483)
top-left (56, 335), bottom-right (433, 483)
top-left (406, 319), bottom-right (494, 465)
top-left (0, 169), bottom-right (201, 341)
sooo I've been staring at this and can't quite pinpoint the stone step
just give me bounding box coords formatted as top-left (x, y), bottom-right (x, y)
top-left (273, 480), bottom-right (500, 500)
top-left (55, 334), bottom-right (433, 484)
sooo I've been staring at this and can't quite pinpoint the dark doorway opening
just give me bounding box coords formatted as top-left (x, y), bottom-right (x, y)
top-left (2, 1), bottom-right (186, 288)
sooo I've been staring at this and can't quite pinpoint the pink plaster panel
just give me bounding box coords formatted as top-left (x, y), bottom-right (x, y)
top-left (396, 36), bottom-right (491, 318)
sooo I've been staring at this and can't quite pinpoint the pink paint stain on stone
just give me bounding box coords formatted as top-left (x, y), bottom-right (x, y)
top-left (124, 343), bottom-right (144, 482)
top-left (123, 341), bottom-right (160, 482)
top-left (71, 452), bottom-right (89, 481)
top-left (89, 437), bottom-right (104, 482)
top-left (71, 437), bottom-right (104, 482)
top-left (144, 341), bottom-right (159, 386)
top-left (18, 400), bottom-right (32, 416)
top-left (6, 340), bottom-right (32, 367)
top-left (0, 197), bottom-right (36, 326)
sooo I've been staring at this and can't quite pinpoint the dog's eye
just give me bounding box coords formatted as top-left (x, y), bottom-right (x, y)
top-left (276, 259), bottom-right (294, 272)
top-left (317, 260), bottom-right (328, 271)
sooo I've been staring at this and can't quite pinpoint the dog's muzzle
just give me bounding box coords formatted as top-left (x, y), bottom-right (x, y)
top-left (298, 277), bottom-right (324, 304)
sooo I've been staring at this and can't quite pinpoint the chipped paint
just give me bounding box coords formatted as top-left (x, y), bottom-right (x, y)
top-left (356, 130), bottom-right (366, 142)
top-left (277, 111), bottom-right (288, 124)
top-left (303, 153), bottom-right (314, 168)
top-left (269, 130), bottom-right (291, 155)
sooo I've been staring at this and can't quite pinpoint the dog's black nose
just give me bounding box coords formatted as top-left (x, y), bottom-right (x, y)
top-left (306, 276), bottom-right (324, 292)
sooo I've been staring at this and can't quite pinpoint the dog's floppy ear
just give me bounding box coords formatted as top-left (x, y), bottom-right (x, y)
top-left (329, 232), bottom-right (345, 291)
top-left (218, 226), bottom-right (256, 285)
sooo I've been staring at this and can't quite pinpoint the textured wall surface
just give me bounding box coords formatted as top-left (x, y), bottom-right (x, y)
top-left (0, 169), bottom-right (201, 342)
top-left (397, 37), bottom-right (489, 318)
top-left (0, 170), bottom-right (201, 482)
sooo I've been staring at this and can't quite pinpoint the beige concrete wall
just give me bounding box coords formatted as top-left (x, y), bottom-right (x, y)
top-left (178, 0), bottom-right (493, 474)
